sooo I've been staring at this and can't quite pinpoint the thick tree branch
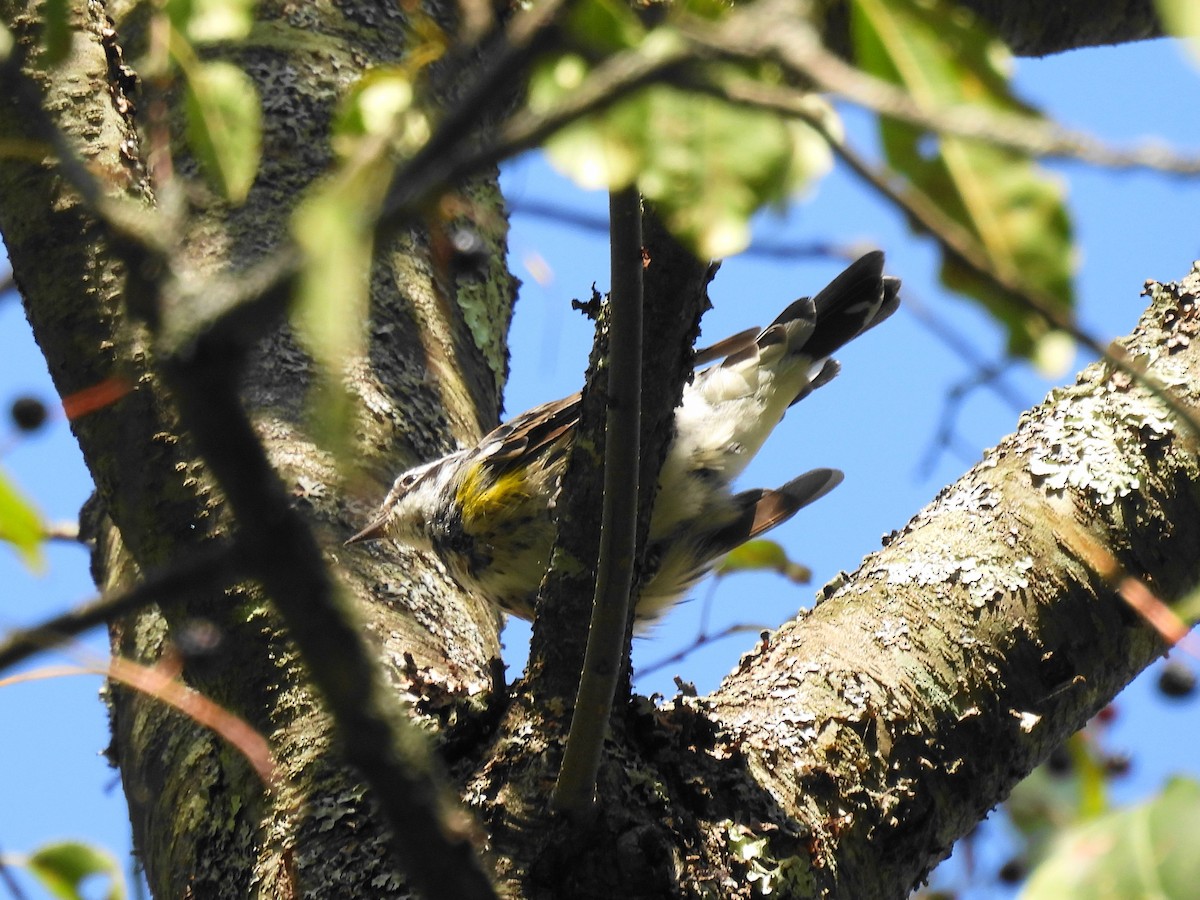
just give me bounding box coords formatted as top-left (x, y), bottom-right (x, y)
top-left (823, 0), bottom-right (1165, 58)
top-left (704, 265), bottom-right (1200, 896)
top-left (2, 1), bottom-right (513, 895)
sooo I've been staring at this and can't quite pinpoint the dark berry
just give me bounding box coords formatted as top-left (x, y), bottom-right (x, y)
top-left (998, 857), bottom-right (1027, 884)
top-left (1045, 744), bottom-right (1072, 776)
top-left (1158, 660), bottom-right (1196, 699)
top-left (1104, 752), bottom-right (1133, 778)
top-left (11, 396), bottom-right (48, 432)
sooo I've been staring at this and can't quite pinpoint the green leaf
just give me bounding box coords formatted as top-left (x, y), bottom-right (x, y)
top-left (26, 840), bottom-right (127, 900)
top-left (1007, 732), bottom-right (1111, 855)
top-left (0, 464), bottom-right (44, 571)
top-left (166, 0), bottom-right (256, 43)
top-left (1157, 0), bottom-right (1200, 66)
top-left (0, 23), bottom-right (13, 64)
top-left (1024, 777), bottom-right (1200, 900)
top-left (851, 0), bottom-right (1075, 357)
top-left (716, 539), bottom-right (811, 583)
top-left (563, 0), bottom-right (645, 53)
top-left (292, 157), bottom-right (392, 453)
top-left (537, 57), bottom-right (832, 257)
top-left (42, 0), bottom-right (71, 65)
top-left (332, 67), bottom-right (430, 160)
top-left (184, 60), bottom-right (262, 203)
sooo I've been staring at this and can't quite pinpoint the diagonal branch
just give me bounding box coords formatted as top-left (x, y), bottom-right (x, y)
top-left (706, 262), bottom-right (1200, 897)
top-left (0, 542), bottom-right (248, 673)
top-left (808, 120), bottom-right (1200, 445)
top-left (680, 0), bottom-right (1200, 175)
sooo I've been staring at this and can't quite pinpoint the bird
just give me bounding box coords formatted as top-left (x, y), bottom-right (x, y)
top-left (349, 251), bottom-right (900, 625)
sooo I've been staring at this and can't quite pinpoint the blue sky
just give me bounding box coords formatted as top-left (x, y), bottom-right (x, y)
top-left (3, 34), bottom-right (1200, 899)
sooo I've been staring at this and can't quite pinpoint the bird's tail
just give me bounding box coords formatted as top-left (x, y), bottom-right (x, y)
top-left (708, 251), bottom-right (901, 415)
top-left (778, 249), bottom-right (901, 362)
top-left (668, 251), bottom-right (900, 505)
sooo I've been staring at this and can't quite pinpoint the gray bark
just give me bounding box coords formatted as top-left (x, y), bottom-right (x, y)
top-left (0, 0), bottom-right (1189, 898)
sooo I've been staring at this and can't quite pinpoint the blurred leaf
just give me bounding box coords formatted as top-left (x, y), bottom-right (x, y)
top-left (1172, 579), bottom-right (1200, 623)
top-left (166, 0), bottom-right (256, 43)
top-left (0, 464), bottom-right (44, 571)
top-left (184, 60), bottom-right (262, 203)
top-left (333, 67), bottom-right (430, 160)
top-left (564, 0), bottom-right (645, 52)
top-left (717, 539), bottom-right (811, 583)
top-left (1007, 733), bottom-right (1110, 859)
top-left (1024, 777), bottom-right (1200, 899)
top-left (529, 0), bottom-right (830, 255)
top-left (42, 0), bottom-right (71, 64)
top-left (1005, 728), bottom-right (1129, 889)
top-left (26, 840), bottom-right (127, 900)
top-left (292, 156), bottom-right (391, 454)
top-left (1158, 0), bottom-right (1200, 66)
top-left (535, 55), bottom-right (832, 257)
top-left (851, 0), bottom-right (1075, 357)
top-left (1070, 732), bottom-right (1110, 821)
top-left (1030, 329), bottom-right (1075, 378)
top-left (674, 0), bottom-right (734, 21)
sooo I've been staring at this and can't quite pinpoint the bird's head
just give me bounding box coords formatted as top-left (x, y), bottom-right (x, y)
top-left (346, 456), bottom-right (455, 551)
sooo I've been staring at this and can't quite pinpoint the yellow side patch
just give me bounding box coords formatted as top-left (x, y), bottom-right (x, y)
top-left (457, 462), bottom-right (531, 530)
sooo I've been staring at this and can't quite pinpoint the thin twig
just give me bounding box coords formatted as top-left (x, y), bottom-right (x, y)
top-left (902, 291), bottom-right (1028, 477)
top-left (553, 187), bottom-right (644, 814)
top-left (381, 0), bottom-right (572, 219)
top-left (804, 118), bottom-right (1200, 443)
top-left (0, 542), bottom-right (248, 673)
top-left (680, 0), bottom-right (1200, 175)
top-left (508, 198), bottom-right (849, 260)
top-left (638, 622), bottom-right (768, 680)
top-left (383, 30), bottom-right (689, 227)
top-left (921, 366), bottom-right (1019, 475)
top-left (903, 291), bottom-right (1027, 414)
top-left (1, 657), bottom-right (278, 786)
top-left (0, 840), bottom-right (30, 900)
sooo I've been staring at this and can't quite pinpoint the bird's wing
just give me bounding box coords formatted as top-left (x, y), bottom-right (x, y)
top-left (693, 327), bottom-right (761, 366)
top-left (701, 468), bottom-right (844, 557)
top-left (475, 325), bottom-right (764, 469)
top-left (479, 393), bottom-right (582, 470)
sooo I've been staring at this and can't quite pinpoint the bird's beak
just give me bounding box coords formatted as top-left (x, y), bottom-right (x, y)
top-left (345, 518), bottom-right (387, 546)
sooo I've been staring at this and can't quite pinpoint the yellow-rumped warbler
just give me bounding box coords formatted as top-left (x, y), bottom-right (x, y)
top-left (349, 251), bottom-right (900, 624)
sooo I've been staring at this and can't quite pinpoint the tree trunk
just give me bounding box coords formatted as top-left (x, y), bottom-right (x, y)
top-left (0, 0), bottom-right (1191, 898)
top-left (3, 0), bottom-right (511, 895)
